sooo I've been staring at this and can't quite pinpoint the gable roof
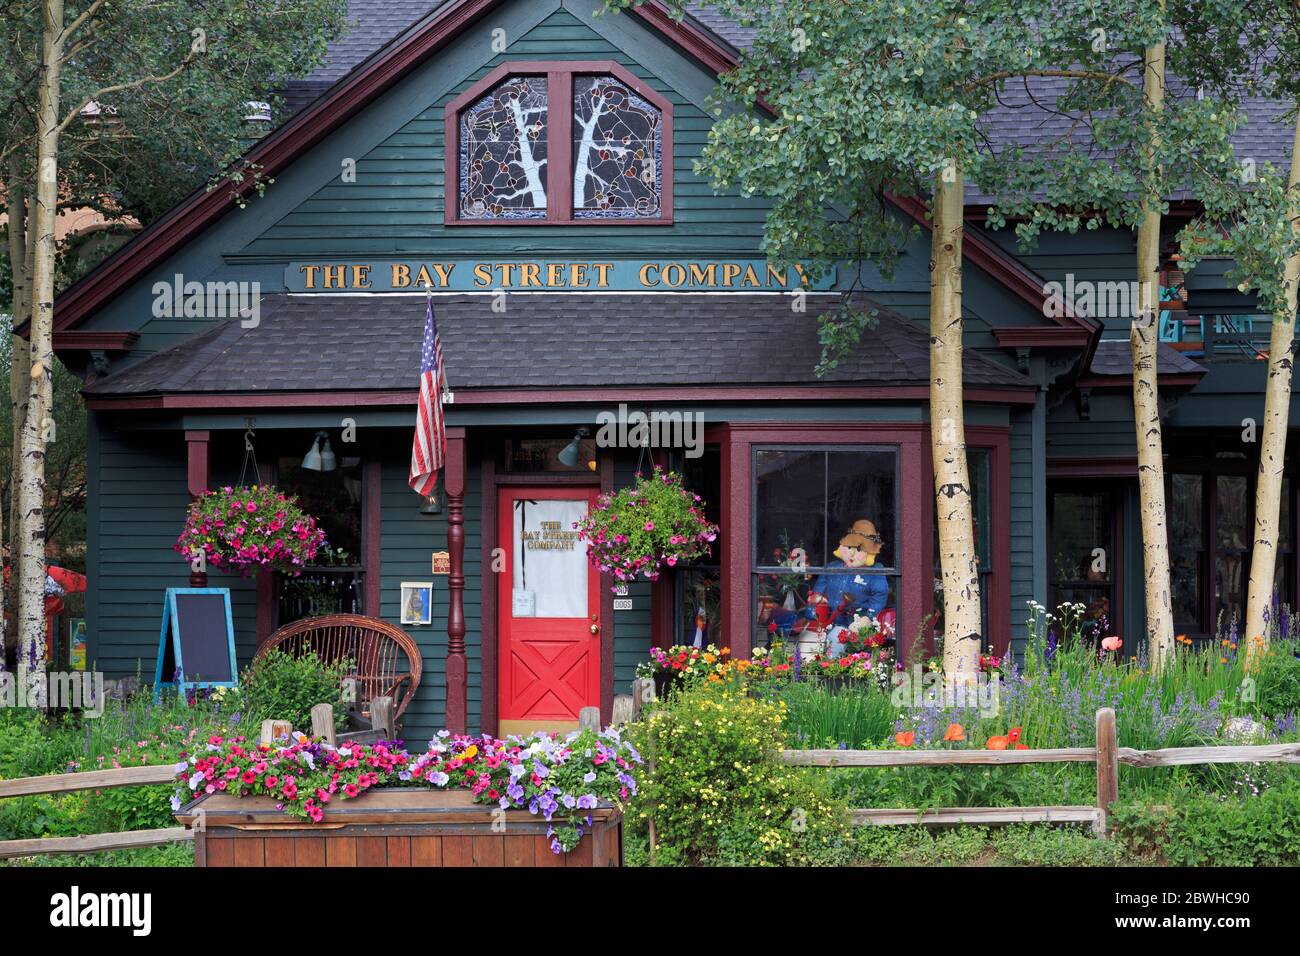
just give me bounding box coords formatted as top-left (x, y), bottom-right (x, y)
top-left (45, 0), bottom-right (1090, 352)
top-left (81, 293), bottom-right (1033, 405)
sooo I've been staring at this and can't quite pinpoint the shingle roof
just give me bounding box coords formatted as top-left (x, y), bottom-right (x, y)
top-left (1088, 338), bottom-right (1207, 377)
top-left (85, 294), bottom-right (1031, 396)
top-left (281, 3), bottom-right (1293, 187)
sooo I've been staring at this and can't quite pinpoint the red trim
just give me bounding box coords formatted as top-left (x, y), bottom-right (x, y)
top-left (444, 427), bottom-right (468, 733)
top-left (627, 2), bottom-right (742, 77)
top-left (443, 61), bottom-right (673, 227)
top-left (363, 460), bottom-right (382, 616)
top-left (184, 430), bottom-right (209, 497)
top-left (1047, 457), bottom-right (1139, 478)
top-left (480, 455), bottom-right (498, 735)
top-left (1075, 374), bottom-right (1204, 389)
top-left (53, 331), bottom-right (138, 351)
top-left (83, 384), bottom-right (1037, 411)
top-left (993, 327), bottom-right (1093, 349)
top-left (599, 454), bottom-right (616, 724)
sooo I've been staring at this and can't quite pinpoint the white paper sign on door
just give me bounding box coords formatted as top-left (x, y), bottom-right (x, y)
top-left (512, 498), bottom-right (588, 618)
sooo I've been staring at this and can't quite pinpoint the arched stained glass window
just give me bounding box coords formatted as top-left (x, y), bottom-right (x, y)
top-left (459, 75), bottom-right (548, 219)
top-left (571, 75), bottom-right (663, 218)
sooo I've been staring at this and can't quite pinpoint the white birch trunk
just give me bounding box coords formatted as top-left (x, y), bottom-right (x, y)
top-left (1243, 112), bottom-right (1300, 661)
top-left (930, 165), bottom-right (982, 680)
top-left (6, 159), bottom-right (33, 658)
top-left (16, 0), bottom-right (64, 708)
top-left (1133, 32), bottom-right (1176, 671)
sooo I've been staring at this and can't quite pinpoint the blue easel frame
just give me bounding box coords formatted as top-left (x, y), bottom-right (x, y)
top-left (154, 587), bottom-right (239, 703)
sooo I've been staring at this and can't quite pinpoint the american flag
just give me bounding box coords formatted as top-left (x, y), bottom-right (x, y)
top-left (409, 296), bottom-right (445, 496)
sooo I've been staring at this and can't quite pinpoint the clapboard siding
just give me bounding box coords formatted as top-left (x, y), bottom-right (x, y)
top-left (1009, 408), bottom-right (1036, 654)
top-left (88, 430), bottom-right (258, 679)
top-left (379, 454), bottom-right (483, 743)
top-left (611, 454), bottom-right (654, 697)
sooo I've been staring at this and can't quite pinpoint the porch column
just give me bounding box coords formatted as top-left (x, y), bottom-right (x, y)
top-left (185, 431), bottom-right (209, 497)
top-left (185, 431), bottom-right (209, 586)
top-left (719, 426), bottom-right (751, 659)
top-left (444, 428), bottom-right (468, 733)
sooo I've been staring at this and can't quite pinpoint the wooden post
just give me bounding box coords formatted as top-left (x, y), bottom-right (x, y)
top-left (310, 704), bottom-right (337, 747)
top-left (185, 430), bottom-right (210, 587)
top-left (260, 719), bottom-right (291, 747)
top-left (444, 429), bottom-right (468, 733)
top-left (578, 706), bottom-right (601, 732)
top-left (1095, 707), bottom-right (1119, 835)
top-left (370, 695), bottom-right (394, 739)
top-left (611, 695), bottom-right (634, 726)
top-left (630, 677), bottom-right (655, 718)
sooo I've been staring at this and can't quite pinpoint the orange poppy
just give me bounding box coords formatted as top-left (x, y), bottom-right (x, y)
top-left (894, 731), bottom-right (916, 747)
top-left (943, 722), bottom-right (966, 742)
top-left (1007, 727), bottom-right (1022, 744)
top-left (985, 735), bottom-right (1009, 750)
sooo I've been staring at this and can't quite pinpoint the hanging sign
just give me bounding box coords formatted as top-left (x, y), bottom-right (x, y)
top-left (431, 551), bottom-right (451, 575)
top-left (286, 259), bottom-right (836, 293)
top-left (153, 588), bottom-right (238, 701)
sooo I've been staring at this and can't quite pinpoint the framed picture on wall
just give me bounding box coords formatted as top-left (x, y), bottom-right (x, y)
top-left (400, 582), bottom-right (433, 626)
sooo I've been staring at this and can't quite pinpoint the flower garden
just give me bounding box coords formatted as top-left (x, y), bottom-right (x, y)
top-left (2, 599), bottom-right (1299, 868)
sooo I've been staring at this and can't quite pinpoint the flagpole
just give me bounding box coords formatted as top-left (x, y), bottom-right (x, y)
top-left (424, 282), bottom-right (452, 404)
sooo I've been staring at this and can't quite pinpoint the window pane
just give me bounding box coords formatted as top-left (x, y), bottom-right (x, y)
top-left (1171, 553), bottom-right (1203, 630)
top-left (572, 75), bottom-right (663, 218)
top-left (1051, 492), bottom-right (1111, 585)
top-left (826, 450), bottom-right (897, 570)
top-left (460, 75), bottom-right (548, 219)
top-left (678, 568), bottom-right (721, 646)
top-left (512, 498), bottom-right (588, 618)
top-left (1169, 474), bottom-right (1203, 552)
top-left (755, 450), bottom-right (827, 566)
top-left (1216, 475), bottom-right (1249, 553)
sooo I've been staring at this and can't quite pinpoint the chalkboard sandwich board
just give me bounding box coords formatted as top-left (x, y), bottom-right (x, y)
top-left (154, 588), bottom-right (238, 701)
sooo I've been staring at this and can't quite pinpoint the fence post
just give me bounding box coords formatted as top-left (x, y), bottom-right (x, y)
top-left (310, 704), bottom-right (337, 747)
top-left (1095, 707), bottom-right (1118, 835)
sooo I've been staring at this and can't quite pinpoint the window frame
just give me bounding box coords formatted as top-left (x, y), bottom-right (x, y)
top-left (749, 443), bottom-right (904, 649)
top-left (444, 60), bottom-right (674, 227)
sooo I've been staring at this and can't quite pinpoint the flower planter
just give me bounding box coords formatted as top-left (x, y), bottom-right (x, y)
top-left (177, 788), bottom-right (622, 867)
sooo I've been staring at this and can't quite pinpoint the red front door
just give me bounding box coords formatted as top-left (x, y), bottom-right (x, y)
top-left (498, 486), bottom-right (600, 735)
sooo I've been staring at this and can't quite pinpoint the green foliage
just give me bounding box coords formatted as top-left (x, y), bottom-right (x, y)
top-left (629, 680), bottom-right (852, 865)
top-left (3, 843), bottom-right (194, 868)
top-left (770, 680), bottom-right (896, 749)
top-left (1112, 780), bottom-right (1300, 866)
top-left (1, 0), bottom-right (349, 236)
top-left (1254, 643), bottom-right (1300, 721)
top-left (234, 649), bottom-right (349, 731)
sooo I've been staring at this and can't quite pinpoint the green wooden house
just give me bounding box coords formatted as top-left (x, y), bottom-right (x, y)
top-left (42, 0), bottom-right (1297, 744)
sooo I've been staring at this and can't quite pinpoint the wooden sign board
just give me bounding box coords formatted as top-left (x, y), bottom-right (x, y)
top-left (153, 588), bottom-right (238, 702)
top-left (431, 550), bottom-right (450, 575)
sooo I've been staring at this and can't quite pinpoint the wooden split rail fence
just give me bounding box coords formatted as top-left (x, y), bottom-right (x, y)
top-left (4, 706), bottom-right (1300, 859)
top-left (780, 708), bottom-right (1300, 834)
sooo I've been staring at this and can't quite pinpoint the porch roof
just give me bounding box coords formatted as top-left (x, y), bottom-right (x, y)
top-left (1087, 339), bottom-right (1208, 378)
top-left (83, 293), bottom-right (1033, 398)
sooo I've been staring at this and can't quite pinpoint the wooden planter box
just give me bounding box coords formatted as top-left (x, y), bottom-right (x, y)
top-left (177, 788), bottom-right (622, 868)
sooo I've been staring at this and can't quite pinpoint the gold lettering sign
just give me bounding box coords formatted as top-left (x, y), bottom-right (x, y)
top-left (520, 520), bottom-right (580, 551)
top-left (431, 550), bottom-right (450, 574)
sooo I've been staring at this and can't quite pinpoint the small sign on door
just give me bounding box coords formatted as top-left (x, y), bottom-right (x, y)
top-left (512, 589), bottom-right (536, 617)
top-left (613, 598), bottom-right (633, 611)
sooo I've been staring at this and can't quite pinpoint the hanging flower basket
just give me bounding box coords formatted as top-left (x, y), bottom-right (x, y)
top-left (175, 485), bottom-right (327, 576)
top-left (575, 467), bottom-right (719, 584)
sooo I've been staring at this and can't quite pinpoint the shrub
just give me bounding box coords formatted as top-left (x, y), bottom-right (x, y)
top-left (1255, 645), bottom-right (1300, 721)
top-left (630, 681), bottom-right (851, 865)
top-left (235, 649), bottom-right (349, 731)
top-left (1112, 780), bottom-right (1300, 866)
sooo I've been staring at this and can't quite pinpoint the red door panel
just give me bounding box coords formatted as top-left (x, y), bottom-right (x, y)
top-left (498, 487), bottom-right (600, 731)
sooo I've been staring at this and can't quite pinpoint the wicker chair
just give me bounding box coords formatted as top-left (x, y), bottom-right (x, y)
top-left (254, 614), bottom-right (422, 721)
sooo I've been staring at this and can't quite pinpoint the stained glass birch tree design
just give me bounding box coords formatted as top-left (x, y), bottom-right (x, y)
top-left (459, 75), bottom-right (548, 219)
top-left (572, 75), bottom-right (662, 218)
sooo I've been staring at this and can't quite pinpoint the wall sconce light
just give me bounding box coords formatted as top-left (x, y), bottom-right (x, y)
top-left (558, 427), bottom-right (595, 470)
top-left (420, 478), bottom-right (444, 515)
top-left (302, 431), bottom-right (337, 472)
